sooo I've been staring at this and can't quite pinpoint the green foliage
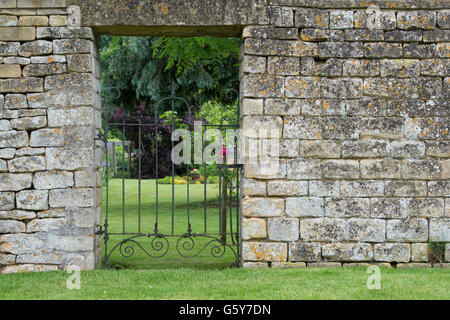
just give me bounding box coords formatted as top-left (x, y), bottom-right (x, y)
top-left (99, 36), bottom-right (240, 115)
top-left (197, 100), bottom-right (238, 125)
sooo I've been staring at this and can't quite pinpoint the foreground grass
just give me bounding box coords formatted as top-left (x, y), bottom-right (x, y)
top-left (0, 267), bottom-right (449, 300)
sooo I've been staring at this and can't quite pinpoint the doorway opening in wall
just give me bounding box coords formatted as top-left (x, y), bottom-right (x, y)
top-left (98, 35), bottom-right (242, 270)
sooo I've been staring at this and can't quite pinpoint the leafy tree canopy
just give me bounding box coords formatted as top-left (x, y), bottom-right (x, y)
top-left (99, 36), bottom-right (240, 116)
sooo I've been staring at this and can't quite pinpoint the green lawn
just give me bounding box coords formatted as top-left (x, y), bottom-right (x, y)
top-left (0, 267), bottom-right (449, 299)
top-left (102, 179), bottom-right (239, 269)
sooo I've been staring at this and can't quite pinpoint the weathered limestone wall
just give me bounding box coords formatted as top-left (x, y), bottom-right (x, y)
top-left (0, 0), bottom-right (102, 273)
top-left (241, 1), bottom-right (450, 268)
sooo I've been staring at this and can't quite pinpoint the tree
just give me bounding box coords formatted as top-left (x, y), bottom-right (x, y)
top-left (99, 36), bottom-right (240, 117)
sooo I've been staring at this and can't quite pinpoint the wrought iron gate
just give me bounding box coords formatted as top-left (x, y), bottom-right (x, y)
top-left (98, 82), bottom-right (242, 268)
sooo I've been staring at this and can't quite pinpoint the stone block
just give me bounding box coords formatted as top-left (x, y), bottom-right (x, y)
top-left (391, 141), bottom-right (425, 158)
top-left (360, 159), bottom-right (401, 179)
top-left (285, 77), bottom-right (321, 98)
top-left (18, 16), bottom-right (48, 26)
top-left (0, 64), bottom-right (20, 78)
top-left (1, 264), bottom-right (58, 274)
top-left (299, 140), bottom-right (341, 158)
top-left (49, 15), bottom-right (67, 27)
top-left (330, 10), bottom-right (353, 29)
top-left (384, 31), bottom-right (422, 42)
top-left (411, 243), bottom-right (429, 262)
top-left (397, 11), bottom-right (436, 30)
top-left (242, 75), bottom-right (284, 98)
top-left (342, 140), bottom-right (389, 158)
top-left (286, 159), bottom-right (321, 179)
top-left (242, 55), bottom-right (265, 74)
top-left (300, 218), bottom-right (346, 241)
top-left (322, 160), bottom-right (359, 179)
top-left (346, 218), bottom-right (386, 242)
top-left (343, 59), bottom-right (379, 77)
top-left (241, 179), bottom-right (266, 196)
top-left (0, 130), bottom-right (28, 148)
top-left (8, 155), bottom-right (45, 172)
top-left (374, 243), bottom-right (411, 262)
top-left (429, 218), bottom-right (450, 242)
top-left (403, 43), bottom-right (435, 58)
top-left (283, 116), bottom-right (321, 139)
top-left (0, 210), bottom-right (35, 220)
top-left (0, 173), bottom-right (31, 191)
top-left (0, 41), bottom-right (19, 56)
top-left (0, 191), bottom-right (14, 210)
top-left (0, 77), bottom-right (43, 93)
top-left (267, 180), bottom-right (307, 196)
top-left (321, 117), bottom-right (360, 139)
top-left (279, 139), bottom-right (300, 158)
top-left (4, 94), bottom-right (27, 109)
top-left (242, 218), bottom-right (266, 240)
top-left (309, 181), bottom-right (339, 197)
top-left (242, 242), bottom-right (287, 262)
top-left (0, 26), bottom-right (35, 41)
top-left (53, 38), bottom-right (93, 54)
top-left (270, 6), bottom-right (293, 27)
top-left (265, 99), bottom-right (302, 116)
top-left (16, 189), bottom-right (48, 210)
top-left (242, 26), bottom-right (298, 40)
top-left (19, 40), bottom-right (52, 57)
top-left (402, 159), bottom-right (441, 180)
top-left (47, 107), bottom-right (93, 127)
top-left (321, 78), bottom-right (363, 99)
top-left (242, 115), bottom-right (282, 139)
top-left (318, 42), bottom-right (364, 58)
top-left (364, 43), bottom-right (403, 58)
top-left (49, 188), bottom-right (93, 208)
top-left (10, 116), bottom-right (47, 130)
top-left (387, 218), bottom-right (428, 242)
top-left (36, 27), bottom-right (94, 40)
top-left (242, 197), bottom-right (284, 218)
top-left (267, 56), bottom-right (299, 75)
top-left (325, 197), bottom-right (370, 218)
top-left (286, 197), bottom-right (324, 218)
top-left (341, 180), bottom-right (384, 197)
top-left (268, 217), bottom-right (299, 241)
top-left (380, 59), bottom-right (420, 78)
top-left (370, 198), bottom-right (408, 219)
top-left (22, 63), bottom-right (67, 77)
top-left (360, 117), bottom-right (404, 139)
top-left (322, 243), bottom-right (373, 262)
top-left (295, 9), bottom-right (329, 28)
top-left (385, 181), bottom-right (427, 197)
top-left (33, 171), bottom-right (74, 190)
top-left (46, 147), bottom-right (93, 170)
top-left (0, 220), bottom-right (25, 233)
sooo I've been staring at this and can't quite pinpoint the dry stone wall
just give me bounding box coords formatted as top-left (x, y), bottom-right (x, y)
top-left (0, 0), bottom-right (448, 273)
top-left (241, 0), bottom-right (450, 268)
top-left (0, 0), bottom-right (102, 273)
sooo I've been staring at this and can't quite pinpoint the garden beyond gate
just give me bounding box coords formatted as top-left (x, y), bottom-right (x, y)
top-left (99, 82), bottom-right (242, 269)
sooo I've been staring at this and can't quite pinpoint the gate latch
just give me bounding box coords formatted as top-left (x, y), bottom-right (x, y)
top-left (95, 226), bottom-right (104, 235)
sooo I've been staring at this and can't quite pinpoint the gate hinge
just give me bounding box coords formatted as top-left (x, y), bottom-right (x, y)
top-left (95, 132), bottom-right (106, 141)
top-left (95, 226), bottom-right (104, 235)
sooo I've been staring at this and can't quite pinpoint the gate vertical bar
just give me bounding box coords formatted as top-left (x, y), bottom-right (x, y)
top-left (154, 108), bottom-right (159, 234)
top-left (138, 119), bottom-right (142, 234)
top-left (171, 80), bottom-right (175, 236)
top-left (103, 109), bottom-right (110, 267)
top-left (122, 116), bottom-right (126, 234)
